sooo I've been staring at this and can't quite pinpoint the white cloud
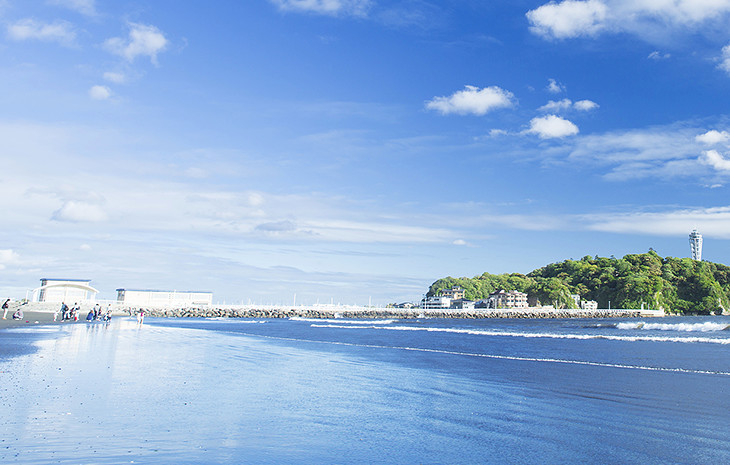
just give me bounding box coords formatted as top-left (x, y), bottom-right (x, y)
top-left (539, 99), bottom-right (598, 112)
top-left (269, 0), bottom-right (372, 17)
top-left (696, 129), bottom-right (730, 145)
top-left (0, 249), bottom-right (20, 270)
top-left (103, 71), bottom-right (127, 84)
top-left (648, 50), bottom-right (671, 60)
top-left (426, 85), bottom-right (515, 116)
top-left (527, 0), bottom-right (608, 39)
top-left (80, 243), bottom-right (92, 251)
top-left (718, 43), bottom-right (730, 75)
top-left (7, 19), bottom-right (76, 45)
top-left (527, 114), bottom-right (579, 139)
top-left (539, 99), bottom-right (573, 112)
top-left (88, 85), bottom-right (111, 100)
top-left (104, 23), bottom-right (168, 65)
top-left (546, 78), bottom-right (566, 93)
top-left (701, 149), bottom-right (730, 171)
top-left (47, 0), bottom-right (96, 16)
top-left (585, 206), bottom-right (730, 239)
top-left (52, 201), bottom-right (108, 223)
top-left (527, 0), bottom-right (730, 41)
top-left (573, 99), bottom-right (599, 111)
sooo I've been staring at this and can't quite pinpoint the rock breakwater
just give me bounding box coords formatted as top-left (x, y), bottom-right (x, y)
top-left (133, 307), bottom-right (645, 319)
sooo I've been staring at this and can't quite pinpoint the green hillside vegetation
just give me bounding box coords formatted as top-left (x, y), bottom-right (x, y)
top-left (428, 251), bottom-right (730, 314)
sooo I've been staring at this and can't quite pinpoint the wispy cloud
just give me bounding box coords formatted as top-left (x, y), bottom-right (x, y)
top-left (269, 0), bottom-right (372, 17)
top-left (546, 78), bottom-right (566, 93)
top-left (104, 23), bottom-right (168, 65)
top-left (7, 19), bottom-right (76, 46)
top-left (47, 0), bottom-right (97, 16)
top-left (539, 98), bottom-right (599, 112)
top-left (426, 85), bottom-right (515, 116)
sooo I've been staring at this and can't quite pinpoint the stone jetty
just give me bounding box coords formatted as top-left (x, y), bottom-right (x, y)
top-left (131, 306), bottom-right (646, 319)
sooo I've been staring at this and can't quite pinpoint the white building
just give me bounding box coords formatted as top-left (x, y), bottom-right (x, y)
top-left (116, 289), bottom-right (213, 307)
top-left (422, 296), bottom-right (452, 309)
top-left (581, 300), bottom-right (598, 311)
top-left (32, 278), bottom-right (98, 303)
top-left (690, 229), bottom-right (703, 261)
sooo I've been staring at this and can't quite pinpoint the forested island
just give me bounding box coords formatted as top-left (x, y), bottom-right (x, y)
top-left (428, 251), bottom-right (730, 315)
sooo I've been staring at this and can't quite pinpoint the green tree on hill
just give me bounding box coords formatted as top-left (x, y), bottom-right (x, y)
top-left (428, 252), bottom-right (730, 314)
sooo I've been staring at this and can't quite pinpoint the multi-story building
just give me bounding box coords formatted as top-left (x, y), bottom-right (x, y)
top-left (441, 287), bottom-right (465, 300)
top-left (486, 289), bottom-right (528, 309)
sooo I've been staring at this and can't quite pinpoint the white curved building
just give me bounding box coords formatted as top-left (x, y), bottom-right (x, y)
top-left (32, 278), bottom-right (98, 303)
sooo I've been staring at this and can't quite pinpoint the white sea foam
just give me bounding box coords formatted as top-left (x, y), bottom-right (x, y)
top-left (616, 321), bottom-right (730, 332)
top-left (241, 332), bottom-right (730, 377)
top-left (291, 317), bottom-right (398, 325)
top-left (309, 324), bottom-right (730, 344)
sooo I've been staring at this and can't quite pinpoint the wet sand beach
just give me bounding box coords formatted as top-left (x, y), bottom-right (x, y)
top-left (0, 310), bottom-right (63, 330)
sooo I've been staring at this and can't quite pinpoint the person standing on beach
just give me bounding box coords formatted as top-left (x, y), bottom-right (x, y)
top-left (60, 302), bottom-right (69, 320)
top-left (2, 298), bottom-right (9, 319)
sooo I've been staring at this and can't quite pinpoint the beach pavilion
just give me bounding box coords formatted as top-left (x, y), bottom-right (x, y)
top-left (31, 278), bottom-right (99, 303)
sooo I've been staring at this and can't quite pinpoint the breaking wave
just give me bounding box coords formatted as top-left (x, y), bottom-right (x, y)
top-left (309, 324), bottom-right (730, 344)
top-left (616, 321), bottom-right (730, 332)
top-left (291, 317), bottom-right (398, 325)
top-left (240, 331), bottom-right (730, 377)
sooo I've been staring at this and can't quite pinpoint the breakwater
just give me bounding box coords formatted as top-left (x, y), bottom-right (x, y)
top-left (134, 307), bottom-right (646, 319)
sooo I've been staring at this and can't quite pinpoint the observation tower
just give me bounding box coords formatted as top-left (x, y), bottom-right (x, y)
top-left (689, 229), bottom-right (703, 261)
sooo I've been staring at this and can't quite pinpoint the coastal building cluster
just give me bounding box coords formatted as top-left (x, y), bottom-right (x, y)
top-left (409, 287), bottom-right (598, 311)
top-left (29, 278), bottom-right (212, 307)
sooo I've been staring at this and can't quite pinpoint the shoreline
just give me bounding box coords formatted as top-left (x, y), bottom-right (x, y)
top-left (0, 302), bottom-right (669, 330)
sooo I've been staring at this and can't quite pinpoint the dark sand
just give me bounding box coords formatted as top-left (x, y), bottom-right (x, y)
top-left (0, 310), bottom-right (67, 330)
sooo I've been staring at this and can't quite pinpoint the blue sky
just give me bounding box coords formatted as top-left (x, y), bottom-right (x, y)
top-left (3, 0), bottom-right (730, 305)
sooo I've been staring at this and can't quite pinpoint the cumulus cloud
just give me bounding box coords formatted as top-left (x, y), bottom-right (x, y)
top-left (48, 0), bottom-right (97, 16)
top-left (7, 19), bottom-right (76, 45)
top-left (527, 0), bottom-right (730, 41)
top-left (88, 85), bottom-right (111, 100)
top-left (573, 99), bottom-right (599, 111)
top-left (104, 23), bottom-right (168, 65)
top-left (546, 78), bottom-right (566, 93)
top-left (527, 0), bottom-right (607, 39)
top-left (696, 129), bottom-right (730, 145)
top-left (52, 201), bottom-right (108, 223)
top-left (269, 0), bottom-right (371, 17)
top-left (701, 149), bottom-right (730, 171)
top-left (527, 115), bottom-right (579, 139)
top-left (426, 85), bottom-right (515, 116)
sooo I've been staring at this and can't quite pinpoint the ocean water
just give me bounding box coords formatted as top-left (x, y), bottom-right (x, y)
top-left (2, 316), bottom-right (730, 464)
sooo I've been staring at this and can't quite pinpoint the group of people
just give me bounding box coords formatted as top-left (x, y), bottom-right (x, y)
top-left (54, 302), bottom-right (112, 323)
top-left (3, 298), bottom-right (26, 320)
top-left (86, 303), bottom-right (112, 322)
